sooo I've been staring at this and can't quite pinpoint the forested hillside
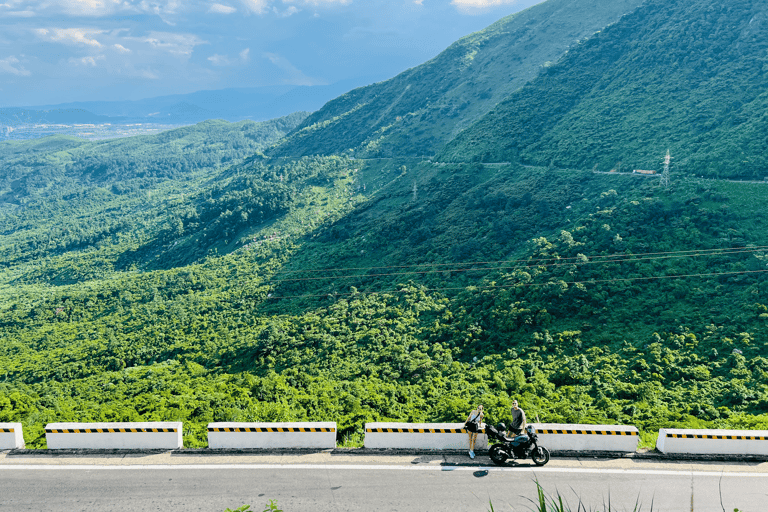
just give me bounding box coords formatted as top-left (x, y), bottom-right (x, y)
top-left (443, 0), bottom-right (768, 180)
top-left (2, 0), bottom-right (768, 449)
top-left (270, 0), bottom-right (645, 159)
top-left (0, 113), bottom-right (307, 281)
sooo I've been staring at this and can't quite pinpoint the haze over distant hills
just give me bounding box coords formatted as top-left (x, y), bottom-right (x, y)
top-left (0, 77), bottom-right (378, 141)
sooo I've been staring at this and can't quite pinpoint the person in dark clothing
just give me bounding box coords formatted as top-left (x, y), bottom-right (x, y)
top-left (508, 399), bottom-right (527, 436)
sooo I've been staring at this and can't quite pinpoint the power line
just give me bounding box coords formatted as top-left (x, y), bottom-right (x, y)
top-left (268, 245), bottom-right (768, 277)
top-left (265, 268), bottom-right (768, 300)
top-left (264, 246), bottom-right (767, 285)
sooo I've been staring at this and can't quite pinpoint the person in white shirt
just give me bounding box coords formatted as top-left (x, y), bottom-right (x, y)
top-left (465, 404), bottom-right (484, 459)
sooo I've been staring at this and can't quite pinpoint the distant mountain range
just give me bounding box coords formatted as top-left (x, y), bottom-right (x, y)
top-left (0, 77), bottom-right (380, 130)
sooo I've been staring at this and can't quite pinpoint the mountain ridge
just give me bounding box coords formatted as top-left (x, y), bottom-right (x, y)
top-left (269, 0), bottom-right (646, 159)
top-left (441, 0), bottom-right (768, 181)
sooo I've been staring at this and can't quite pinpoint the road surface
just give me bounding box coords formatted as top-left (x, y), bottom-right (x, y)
top-left (2, 450), bottom-right (766, 511)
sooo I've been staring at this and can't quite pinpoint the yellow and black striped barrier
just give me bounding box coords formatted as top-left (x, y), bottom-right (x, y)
top-left (363, 423), bottom-right (489, 450)
top-left (45, 427), bottom-right (178, 434)
top-left (45, 422), bottom-right (184, 449)
top-left (531, 424), bottom-right (639, 452)
top-left (207, 422), bottom-right (338, 449)
top-left (538, 429), bottom-right (638, 436)
top-left (365, 427), bottom-right (484, 434)
top-left (208, 427), bottom-right (335, 433)
top-left (668, 433), bottom-right (768, 441)
top-left (1, 423), bottom-right (25, 449)
top-left (657, 428), bottom-right (768, 455)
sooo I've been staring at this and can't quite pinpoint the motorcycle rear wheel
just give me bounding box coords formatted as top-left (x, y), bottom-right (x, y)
top-left (489, 445), bottom-right (509, 466)
top-left (531, 446), bottom-right (550, 466)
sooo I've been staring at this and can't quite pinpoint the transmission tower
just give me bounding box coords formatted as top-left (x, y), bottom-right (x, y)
top-left (660, 149), bottom-right (672, 188)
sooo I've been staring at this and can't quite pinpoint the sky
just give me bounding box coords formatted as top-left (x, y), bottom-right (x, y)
top-left (0, 0), bottom-right (544, 107)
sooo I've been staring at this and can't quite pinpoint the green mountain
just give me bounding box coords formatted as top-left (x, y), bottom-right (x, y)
top-left (0, 114), bottom-right (307, 281)
top-left (270, 0), bottom-right (646, 159)
top-left (442, 0), bottom-right (768, 180)
top-left (2, 0), bottom-right (768, 449)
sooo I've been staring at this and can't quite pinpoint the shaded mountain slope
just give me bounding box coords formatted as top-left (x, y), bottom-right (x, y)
top-left (442, 0), bottom-right (768, 180)
top-left (270, 0), bottom-right (645, 159)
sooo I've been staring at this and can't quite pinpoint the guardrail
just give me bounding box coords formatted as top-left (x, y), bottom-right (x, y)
top-left (207, 422), bottom-right (337, 449)
top-left (0, 423), bottom-right (24, 449)
top-left (0, 421), bottom-right (761, 456)
top-left (364, 422), bottom-right (487, 450)
top-left (656, 428), bottom-right (768, 455)
top-left (45, 422), bottom-right (183, 449)
top-left (533, 423), bottom-right (639, 452)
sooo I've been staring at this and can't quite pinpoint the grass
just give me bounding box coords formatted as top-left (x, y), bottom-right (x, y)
top-left (486, 478), bottom-right (748, 512)
top-left (637, 430), bottom-right (658, 450)
top-left (225, 501), bottom-right (282, 512)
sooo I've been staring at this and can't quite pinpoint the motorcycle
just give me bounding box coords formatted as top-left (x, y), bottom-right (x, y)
top-left (485, 423), bottom-right (550, 466)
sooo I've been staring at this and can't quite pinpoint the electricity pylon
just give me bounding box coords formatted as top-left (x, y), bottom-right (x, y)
top-left (660, 149), bottom-right (672, 188)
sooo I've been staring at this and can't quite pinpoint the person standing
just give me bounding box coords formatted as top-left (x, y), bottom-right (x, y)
top-left (508, 399), bottom-right (527, 436)
top-left (465, 404), bottom-right (484, 459)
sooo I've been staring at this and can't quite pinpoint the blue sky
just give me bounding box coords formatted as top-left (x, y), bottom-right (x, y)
top-left (0, 0), bottom-right (543, 107)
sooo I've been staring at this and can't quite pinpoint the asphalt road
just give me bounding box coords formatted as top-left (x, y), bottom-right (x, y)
top-left (2, 450), bottom-right (767, 512)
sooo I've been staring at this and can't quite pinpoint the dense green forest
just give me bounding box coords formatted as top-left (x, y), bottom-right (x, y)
top-left (2, 0), bottom-right (768, 450)
top-left (443, 0), bottom-right (768, 180)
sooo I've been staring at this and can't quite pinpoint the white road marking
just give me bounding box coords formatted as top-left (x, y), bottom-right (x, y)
top-left (0, 464), bottom-right (767, 477)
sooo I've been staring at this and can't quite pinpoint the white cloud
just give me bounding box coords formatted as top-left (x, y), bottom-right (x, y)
top-left (34, 28), bottom-right (104, 48)
top-left (240, 0), bottom-right (349, 15)
top-left (209, 3), bottom-right (237, 14)
top-left (16, 0), bottom-right (183, 18)
top-left (141, 31), bottom-right (206, 57)
top-left (139, 68), bottom-right (159, 79)
top-left (273, 5), bottom-right (298, 17)
top-left (58, 0), bottom-right (124, 16)
top-left (208, 47), bottom-right (249, 66)
top-left (69, 54), bottom-right (106, 66)
top-left (5, 10), bottom-right (35, 16)
top-left (208, 53), bottom-right (230, 66)
top-left (239, 0), bottom-right (268, 14)
top-left (451, 0), bottom-right (520, 13)
top-left (113, 43), bottom-right (131, 53)
top-left (0, 56), bottom-right (30, 76)
top-left (287, 0), bottom-right (351, 5)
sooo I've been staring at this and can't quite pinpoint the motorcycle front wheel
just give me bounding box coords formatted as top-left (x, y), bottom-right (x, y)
top-left (531, 446), bottom-right (550, 466)
top-left (489, 444), bottom-right (509, 466)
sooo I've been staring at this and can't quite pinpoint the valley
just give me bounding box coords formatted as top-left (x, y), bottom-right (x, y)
top-left (1, 0), bottom-right (767, 451)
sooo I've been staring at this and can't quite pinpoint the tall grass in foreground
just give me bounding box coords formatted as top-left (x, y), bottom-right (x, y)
top-left (487, 480), bottom-right (744, 512)
top-left (525, 480), bottom-right (653, 512)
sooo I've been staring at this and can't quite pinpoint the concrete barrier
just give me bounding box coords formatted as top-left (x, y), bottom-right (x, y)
top-left (0, 423), bottom-right (25, 449)
top-left (364, 423), bottom-right (487, 450)
top-left (657, 428), bottom-right (768, 455)
top-left (207, 422), bottom-right (336, 449)
top-left (45, 422), bottom-right (183, 449)
top-left (533, 423), bottom-right (639, 452)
